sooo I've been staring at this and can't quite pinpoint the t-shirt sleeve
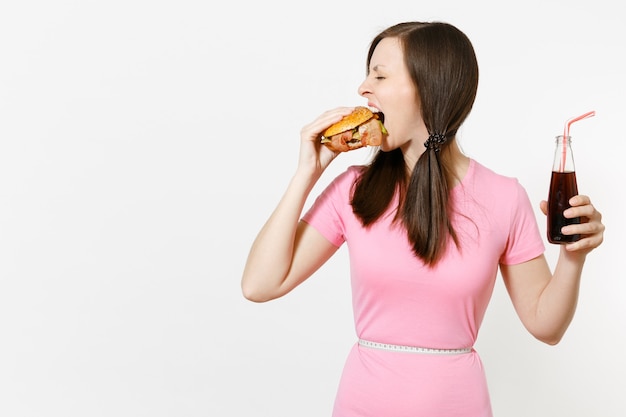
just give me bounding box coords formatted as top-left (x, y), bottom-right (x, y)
top-left (499, 180), bottom-right (546, 265)
top-left (301, 168), bottom-right (358, 247)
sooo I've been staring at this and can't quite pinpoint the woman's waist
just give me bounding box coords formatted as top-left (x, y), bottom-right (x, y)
top-left (357, 338), bottom-right (474, 355)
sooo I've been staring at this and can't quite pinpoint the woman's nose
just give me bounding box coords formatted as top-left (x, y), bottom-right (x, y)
top-left (357, 79), bottom-right (370, 97)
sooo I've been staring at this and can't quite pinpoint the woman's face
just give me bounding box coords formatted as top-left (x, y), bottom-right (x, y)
top-left (358, 37), bottom-right (427, 155)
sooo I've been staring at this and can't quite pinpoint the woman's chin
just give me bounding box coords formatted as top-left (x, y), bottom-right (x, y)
top-left (379, 140), bottom-right (396, 152)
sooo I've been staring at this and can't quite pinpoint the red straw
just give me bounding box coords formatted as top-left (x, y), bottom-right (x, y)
top-left (559, 110), bottom-right (596, 172)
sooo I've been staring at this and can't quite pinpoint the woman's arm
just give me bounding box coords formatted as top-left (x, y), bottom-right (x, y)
top-left (500, 195), bottom-right (604, 345)
top-left (241, 107), bottom-right (354, 302)
top-left (241, 175), bottom-right (339, 302)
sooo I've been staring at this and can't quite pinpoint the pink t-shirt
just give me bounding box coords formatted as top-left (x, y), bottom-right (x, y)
top-left (302, 159), bottom-right (545, 416)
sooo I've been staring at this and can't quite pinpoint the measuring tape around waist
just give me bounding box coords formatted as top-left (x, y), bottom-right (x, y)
top-left (358, 339), bottom-right (473, 355)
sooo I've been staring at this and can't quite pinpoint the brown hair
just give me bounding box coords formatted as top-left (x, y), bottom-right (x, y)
top-left (351, 22), bottom-right (479, 266)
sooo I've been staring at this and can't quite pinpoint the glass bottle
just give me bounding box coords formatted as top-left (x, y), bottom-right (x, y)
top-left (547, 135), bottom-right (581, 244)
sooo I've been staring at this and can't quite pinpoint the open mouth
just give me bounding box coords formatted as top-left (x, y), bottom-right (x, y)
top-left (369, 108), bottom-right (385, 123)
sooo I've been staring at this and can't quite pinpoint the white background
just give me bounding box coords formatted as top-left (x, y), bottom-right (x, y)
top-left (1, 0), bottom-right (624, 416)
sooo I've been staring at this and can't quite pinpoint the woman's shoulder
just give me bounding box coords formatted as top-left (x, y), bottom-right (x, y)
top-left (327, 164), bottom-right (366, 187)
top-left (345, 164), bottom-right (367, 177)
top-left (470, 159), bottom-right (523, 187)
top-left (464, 159), bottom-right (530, 203)
top-left (313, 165), bottom-right (366, 201)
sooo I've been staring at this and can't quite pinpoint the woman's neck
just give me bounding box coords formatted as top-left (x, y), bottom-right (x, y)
top-left (404, 139), bottom-right (470, 185)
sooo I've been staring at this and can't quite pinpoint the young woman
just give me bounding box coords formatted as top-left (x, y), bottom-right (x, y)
top-left (241, 21), bottom-right (605, 416)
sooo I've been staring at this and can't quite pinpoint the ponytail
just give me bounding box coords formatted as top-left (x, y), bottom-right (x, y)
top-left (403, 134), bottom-right (458, 266)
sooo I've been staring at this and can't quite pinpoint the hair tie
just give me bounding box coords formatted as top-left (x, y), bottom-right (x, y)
top-left (424, 133), bottom-right (447, 152)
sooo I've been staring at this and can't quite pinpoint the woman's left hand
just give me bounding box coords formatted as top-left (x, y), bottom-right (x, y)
top-left (540, 195), bottom-right (605, 254)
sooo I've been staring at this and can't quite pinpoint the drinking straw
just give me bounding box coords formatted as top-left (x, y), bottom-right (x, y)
top-left (559, 110), bottom-right (596, 172)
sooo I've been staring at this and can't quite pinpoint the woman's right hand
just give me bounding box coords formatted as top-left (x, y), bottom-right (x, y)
top-left (297, 107), bottom-right (355, 175)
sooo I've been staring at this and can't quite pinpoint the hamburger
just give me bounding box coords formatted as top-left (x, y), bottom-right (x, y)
top-left (320, 107), bottom-right (387, 152)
